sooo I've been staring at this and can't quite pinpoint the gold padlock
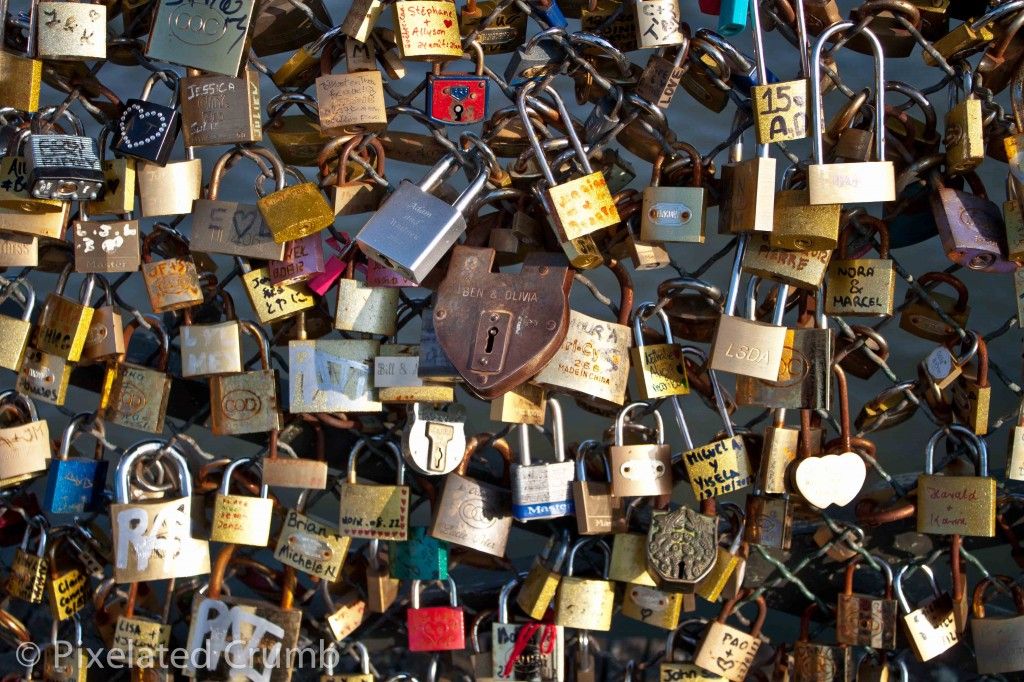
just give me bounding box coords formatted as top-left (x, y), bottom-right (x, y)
top-left (101, 315), bottom-right (172, 434)
top-left (140, 230), bottom-right (204, 313)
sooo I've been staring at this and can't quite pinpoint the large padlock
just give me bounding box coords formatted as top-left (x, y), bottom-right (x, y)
top-left (180, 67), bottom-right (262, 147)
top-left (425, 42), bottom-right (490, 125)
top-left (835, 555), bottom-right (898, 650)
top-left (407, 578), bottom-right (466, 652)
top-left (647, 504), bottom-right (719, 591)
top-left (554, 538), bottom-right (616, 631)
top-left (917, 424), bottom-right (995, 537)
top-left (825, 216), bottom-right (896, 317)
top-left (44, 413), bottom-right (109, 515)
top-left (608, 402), bottom-right (673, 497)
top-left (970, 575), bottom-right (1024, 674)
top-left (109, 440), bottom-right (211, 582)
top-left (339, 439), bottom-right (410, 541)
top-left (931, 171), bottom-right (1014, 272)
top-left (145, 0), bottom-right (255, 75)
top-left (392, 0), bottom-right (463, 60)
top-left (512, 398), bottom-right (575, 521)
top-left (112, 71), bottom-right (182, 166)
top-left (209, 322), bottom-right (282, 435)
top-left (34, 266), bottom-right (95, 362)
top-left (315, 42), bottom-right (388, 136)
top-left (288, 311), bottom-right (381, 413)
top-left (356, 152), bottom-right (489, 283)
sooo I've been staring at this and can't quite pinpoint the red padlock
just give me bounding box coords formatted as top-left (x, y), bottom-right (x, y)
top-left (407, 577), bottom-right (466, 652)
top-left (424, 42), bottom-right (489, 126)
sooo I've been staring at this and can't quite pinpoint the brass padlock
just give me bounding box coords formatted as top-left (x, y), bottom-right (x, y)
top-left (140, 230), bottom-right (204, 313)
top-left (0, 49), bottom-right (42, 112)
top-left (319, 135), bottom-right (389, 217)
top-left (180, 68), bottom-right (262, 148)
top-left (137, 146), bottom-right (202, 218)
top-left (631, 303), bottom-right (689, 400)
top-left (209, 457), bottom-right (273, 546)
top-left (554, 538), bottom-right (616, 631)
top-left (210, 322), bottom-right (282, 436)
top-left (825, 216), bottom-right (896, 317)
top-left (72, 201), bottom-right (141, 274)
top-left (35, 265), bottom-right (95, 363)
top-left (80, 277), bottom-right (126, 363)
top-left (257, 163), bottom-right (334, 244)
top-left (792, 603), bottom-right (853, 681)
top-left (145, 0), bottom-right (255, 75)
top-left (916, 425), bottom-right (996, 537)
top-left (0, 278), bottom-right (36, 371)
top-left (641, 142), bottom-right (707, 244)
top-left (836, 555), bottom-right (899, 650)
top-left (101, 315), bottom-right (172, 434)
top-left (898, 271), bottom-right (970, 343)
top-left (895, 562), bottom-right (959, 661)
top-left (608, 402), bottom-right (673, 497)
top-left (315, 42), bottom-right (388, 135)
top-left (694, 590), bottom-right (766, 681)
top-left (393, 0), bottom-right (464, 60)
top-left (35, 0), bottom-right (107, 60)
top-left (770, 170), bottom-right (840, 251)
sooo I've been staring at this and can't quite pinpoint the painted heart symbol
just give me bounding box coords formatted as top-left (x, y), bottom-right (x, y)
top-left (443, 18), bottom-right (452, 26)
top-left (794, 452), bottom-right (866, 509)
top-left (118, 103), bottom-right (169, 150)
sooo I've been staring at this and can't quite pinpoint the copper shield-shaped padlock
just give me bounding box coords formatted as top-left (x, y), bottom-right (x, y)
top-left (433, 246), bottom-right (573, 399)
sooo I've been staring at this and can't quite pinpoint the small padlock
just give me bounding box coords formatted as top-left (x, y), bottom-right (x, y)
top-left (136, 144), bottom-right (202, 217)
top-left (25, 108), bottom-right (103, 201)
top-left (407, 578), bottom-right (466, 652)
top-left (100, 315), bottom-right (172, 434)
top-left (647, 503), bottom-right (719, 591)
top-left (180, 67), bottom-right (262, 148)
top-left (256, 160), bottom-right (335, 245)
top-left (392, 0), bottom-right (464, 60)
top-left (931, 171), bottom-right (1013, 273)
top-left (641, 142), bottom-right (707, 244)
top-left (898, 271), bottom-right (970, 343)
top-left (511, 398), bottom-right (575, 522)
top-left (835, 554), bottom-right (899, 649)
top-left (319, 135), bottom-right (389, 217)
top-left (493, 575), bottom-right (565, 681)
top-left (693, 590), bottom-right (766, 681)
top-left (140, 230), bottom-right (204, 313)
top-left (44, 413), bottom-right (109, 515)
top-left (72, 200), bottom-right (141, 274)
top-left (425, 42), bottom-right (490, 125)
top-left (34, 265), bottom-right (95, 363)
top-left (572, 441), bottom-right (624, 535)
top-left (825, 216), bottom-right (896, 317)
top-left (970, 575), bottom-right (1024, 674)
top-left (7, 518), bottom-right (48, 602)
top-left (792, 603), bottom-right (853, 682)
top-left (608, 402), bottom-right (673, 497)
top-left (209, 321), bottom-right (282, 435)
top-left (112, 71), bottom-right (182, 166)
top-left (315, 41), bottom-right (388, 135)
top-left (35, 0), bottom-right (107, 60)
top-left (554, 538), bottom-right (616, 631)
top-left (695, 503), bottom-right (747, 603)
top-left (210, 457), bottom-right (273, 546)
top-left (516, 531), bottom-right (569, 620)
top-left (895, 562), bottom-right (959, 662)
top-left (0, 278), bottom-right (35, 371)
top-left (339, 439), bottom-right (410, 541)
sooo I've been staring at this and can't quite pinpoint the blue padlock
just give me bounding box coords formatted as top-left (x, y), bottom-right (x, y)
top-left (44, 413), bottom-right (109, 515)
top-left (389, 526), bottom-right (450, 580)
top-left (717, 0), bottom-right (748, 35)
top-left (531, 0), bottom-right (568, 28)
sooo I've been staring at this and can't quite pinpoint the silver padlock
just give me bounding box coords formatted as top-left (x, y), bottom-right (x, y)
top-left (512, 397), bottom-right (576, 522)
top-left (401, 402), bottom-right (467, 476)
top-left (26, 108), bottom-right (103, 201)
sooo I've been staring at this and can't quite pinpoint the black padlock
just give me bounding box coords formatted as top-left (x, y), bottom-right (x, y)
top-left (112, 70), bottom-right (182, 166)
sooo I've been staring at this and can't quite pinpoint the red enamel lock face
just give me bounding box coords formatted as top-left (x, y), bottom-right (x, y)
top-left (699, 0), bottom-right (721, 14)
top-left (426, 75), bottom-right (488, 125)
top-left (407, 605), bottom-right (466, 651)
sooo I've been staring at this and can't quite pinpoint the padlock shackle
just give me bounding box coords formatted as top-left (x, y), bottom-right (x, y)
top-left (58, 412), bottom-right (105, 462)
top-left (517, 396), bottom-right (565, 465)
top-left (114, 439), bottom-right (192, 503)
top-left (923, 424), bottom-right (988, 476)
top-left (565, 536), bottom-right (611, 578)
top-left (123, 313), bottom-right (171, 371)
top-left (632, 302), bottom-right (675, 349)
top-left (971, 575), bottom-right (1024, 618)
top-left (208, 145), bottom-right (286, 200)
top-left (811, 23), bottom-right (886, 165)
top-left (614, 402), bottom-right (665, 447)
top-left (0, 277), bottom-right (35, 320)
top-left (911, 272), bottom-right (969, 312)
top-left (219, 457), bottom-right (269, 499)
top-left (664, 620), bottom-right (704, 662)
top-left (680, 345), bottom-right (733, 438)
top-left (347, 438), bottom-right (404, 485)
top-left (843, 554), bottom-right (894, 598)
top-left (894, 561), bottom-right (940, 613)
top-left (837, 215), bottom-right (890, 259)
top-left (498, 573), bottom-right (524, 623)
top-left (575, 440), bottom-right (612, 483)
top-left (716, 588), bottom-right (767, 636)
top-left (410, 577), bottom-right (459, 609)
top-left (0, 390), bottom-right (37, 422)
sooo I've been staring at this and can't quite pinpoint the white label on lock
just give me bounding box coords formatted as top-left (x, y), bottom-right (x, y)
top-left (374, 355), bottom-right (424, 388)
top-left (618, 458), bottom-right (667, 480)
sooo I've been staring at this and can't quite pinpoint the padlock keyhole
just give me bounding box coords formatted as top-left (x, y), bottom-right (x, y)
top-left (485, 326), bottom-right (499, 353)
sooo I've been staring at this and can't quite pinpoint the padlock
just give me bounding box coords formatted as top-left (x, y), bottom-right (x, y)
top-left (101, 315), bottom-right (172, 434)
top-left (365, 540), bottom-right (401, 612)
top-left (825, 216), bottom-right (896, 317)
top-left (34, 266), bottom-right (95, 362)
top-left (835, 555), bottom-right (899, 649)
top-left (679, 40), bottom-right (731, 113)
top-left (190, 146), bottom-right (286, 261)
top-left (648, 503), bottom-right (719, 591)
top-left (339, 439), bottom-right (410, 541)
top-left (460, 0), bottom-right (527, 54)
top-left (140, 230), bottom-right (204, 313)
top-left (434, 245), bottom-right (573, 399)
top-left (916, 424), bottom-right (996, 537)
top-left (640, 142), bottom-right (707, 244)
top-left (7, 519), bottom-right (48, 603)
top-left (263, 425), bottom-right (330, 490)
top-left (72, 199), bottom-right (141, 274)
top-left (695, 503), bottom-right (747, 603)
top-left (44, 413), bottom-right (109, 515)
top-left (636, 45), bottom-right (687, 109)
top-left (844, 2), bottom-right (920, 58)
top-left (357, 153), bottom-right (489, 284)
top-left (951, 334), bottom-right (991, 435)
top-left (334, 260), bottom-right (399, 336)
top-left (757, 408), bottom-right (800, 495)
top-left (0, 50), bottom-right (42, 112)
top-left (322, 640), bottom-right (374, 680)
top-left (407, 578), bottom-right (466, 652)
top-left (109, 440), bottom-right (210, 581)
top-left (274, 233), bottom-right (327, 286)
top-left (35, 0), bottom-right (107, 60)
top-left (180, 67), bottom-right (262, 147)
top-left (288, 310), bottom-right (381, 413)
top-left (709, 236), bottom-right (787, 381)
top-left (516, 531), bottom-right (569, 619)
top-left (184, 544), bottom-right (301, 680)
top-left (390, 525), bottom-right (449, 582)
top-left (792, 603), bottom-right (853, 682)
top-left (771, 169), bottom-right (841, 251)
top-left (554, 538), bottom-right (616, 631)
top-left (0, 278), bottom-right (35, 371)
top-left (145, 0), bottom-right (255, 76)
top-left (392, 0), bottom-right (464, 60)
top-left (719, 122), bottom-right (776, 235)
top-left (256, 163), bottom-right (334, 245)
top-left (319, 135), bottom-right (389, 217)
top-left (535, 261), bottom-right (632, 404)
top-left (895, 562), bottom-right (959, 661)
top-left (112, 71), bottom-right (182, 166)
top-left (210, 321), bottom-right (282, 435)
top-left (17, 346), bottom-right (73, 405)
top-left (425, 42), bottom-right (490, 125)
top-left (210, 457), bottom-right (273, 546)
top-left (76, 276), bottom-right (123, 364)
top-left (572, 441), bottom-right (624, 535)
top-left (136, 144), bottom-right (202, 217)
top-left (402, 402), bottom-right (467, 474)
top-left (898, 271), bottom-right (970, 343)
top-left (945, 70), bottom-right (984, 173)
top-left (429, 434), bottom-right (513, 557)
top-left (931, 171), bottom-right (1013, 273)
top-left (0, 139), bottom-right (66, 215)
top-left (807, 25), bottom-right (895, 205)
top-left (108, 579), bottom-right (173, 672)
top-left (503, 29), bottom-right (565, 83)
top-left (315, 43), bottom-right (387, 135)
top-left (694, 590), bottom-right (766, 681)
top-left (678, 347), bottom-right (753, 500)
top-left (836, 325), bottom-right (889, 380)
top-left (43, 616), bottom-right (87, 681)
top-left (511, 398), bottom-right (575, 521)
top-left (25, 108), bottom-right (103, 201)
top-left (622, 582), bottom-right (689, 631)
top-left (241, 258), bottom-right (315, 325)
top-left (744, 489), bottom-right (792, 550)
top-left (970, 575), bottom-right (1024, 674)
top-left (493, 575), bottom-right (565, 681)
top-left (275, 490), bottom-right (349, 580)
top-left (517, 80), bottom-right (620, 244)
top-left (634, 0), bottom-right (684, 48)
top-left (265, 94), bottom-right (325, 167)
top-left (608, 402), bottom-right (673, 497)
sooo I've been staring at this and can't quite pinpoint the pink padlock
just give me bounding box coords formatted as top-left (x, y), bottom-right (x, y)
top-left (307, 236), bottom-right (350, 296)
top-left (269, 234), bottom-right (325, 286)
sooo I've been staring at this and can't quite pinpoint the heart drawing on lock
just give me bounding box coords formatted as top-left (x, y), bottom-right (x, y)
top-left (793, 452), bottom-right (866, 509)
top-left (118, 104), bottom-right (169, 150)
